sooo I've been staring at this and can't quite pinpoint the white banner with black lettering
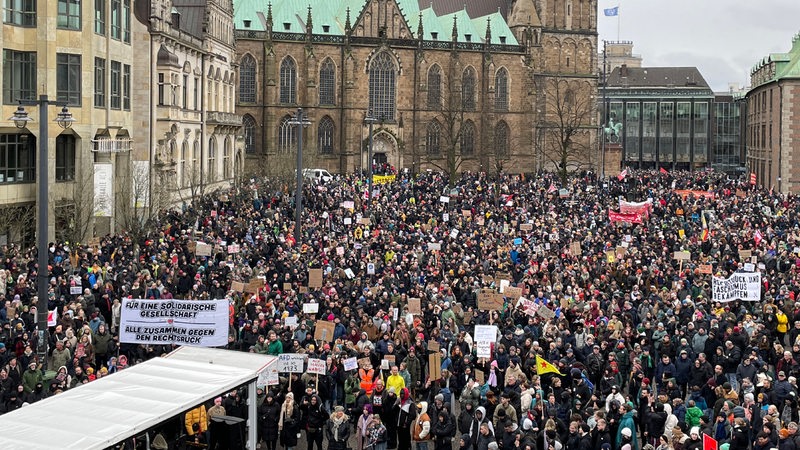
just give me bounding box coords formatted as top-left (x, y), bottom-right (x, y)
top-left (120, 298), bottom-right (229, 347)
top-left (712, 272), bottom-right (761, 303)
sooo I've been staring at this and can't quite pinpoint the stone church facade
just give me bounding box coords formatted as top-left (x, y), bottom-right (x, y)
top-left (234, 0), bottom-right (598, 175)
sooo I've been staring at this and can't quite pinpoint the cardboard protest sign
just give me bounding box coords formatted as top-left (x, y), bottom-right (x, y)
top-left (314, 320), bottom-right (335, 342)
top-left (698, 264), bottom-right (713, 274)
top-left (245, 278), bottom-right (262, 293)
top-left (673, 251), bottom-right (691, 261)
top-left (231, 281), bottom-right (245, 293)
top-left (429, 353), bottom-right (442, 381)
top-left (462, 210), bottom-right (472, 217)
top-left (504, 286), bottom-right (523, 300)
top-left (283, 282), bottom-right (292, 291)
top-left (475, 369), bottom-right (485, 384)
top-left (477, 289), bottom-right (504, 311)
top-left (428, 341), bottom-right (440, 353)
top-left (358, 357), bottom-right (372, 369)
top-left (570, 242), bottom-right (581, 255)
top-left (359, 217), bottom-right (371, 225)
top-left (408, 298), bottom-right (422, 315)
top-left (520, 223), bottom-right (533, 231)
top-left (739, 249), bottom-right (752, 259)
top-left (537, 305), bottom-right (555, 320)
top-left (195, 242), bottom-right (212, 257)
top-left (299, 286), bottom-right (309, 294)
top-left (308, 269), bottom-right (323, 288)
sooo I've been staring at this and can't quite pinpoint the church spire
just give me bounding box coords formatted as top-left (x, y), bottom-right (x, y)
top-left (306, 5), bottom-right (313, 37)
top-left (417, 12), bottom-right (424, 40)
top-left (451, 14), bottom-right (458, 42)
top-left (484, 16), bottom-right (492, 44)
top-left (344, 7), bottom-right (351, 34)
top-left (266, 2), bottom-right (273, 29)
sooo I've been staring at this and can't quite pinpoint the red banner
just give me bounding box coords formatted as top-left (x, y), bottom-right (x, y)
top-left (608, 210), bottom-right (643, 224)
top-left (703, 434), bottom-right (717, 450)
top-left (619, 199), bottom-right (653, 217)
top-left (673, 190), bottom-right (715, 200)
top-left (750, 173), bottom-right (757, 185)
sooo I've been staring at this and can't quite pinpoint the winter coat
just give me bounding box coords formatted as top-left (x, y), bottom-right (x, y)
top-left (258, 400), bottom-right (281, 442)
top-left (325, 412), bottom-right (352, 450)
top-left (414, 401), bottom-right (432, 442)
top-left (279, 404), bottom-right (302, 447)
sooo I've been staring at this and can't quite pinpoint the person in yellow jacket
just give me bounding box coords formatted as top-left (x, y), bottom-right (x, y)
top-left (185, 404), bottom-right (208, 443)
top-left (777, 308), bottom-right (789, 343)
top-left (386, 365), bottom-right (406, 394)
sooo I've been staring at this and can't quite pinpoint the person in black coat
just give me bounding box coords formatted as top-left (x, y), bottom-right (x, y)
top-left (279, 393), bottom-right (302, 450)
top-left (302, 395), bottom-right (328, 450)
top-left (259, 392), bottom-right (281, 450)
top-left (325, 406), bottom-right (351, 450)
top-left (591, 418), bottom-right (612, 450)
top-left (432, 410), bottom-right (456, 450)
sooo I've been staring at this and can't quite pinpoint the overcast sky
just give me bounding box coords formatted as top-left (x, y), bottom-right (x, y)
top-left (597, 0), bottom-right (800, 92)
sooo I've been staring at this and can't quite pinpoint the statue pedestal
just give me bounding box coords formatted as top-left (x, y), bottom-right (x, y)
top-left (603, 143), bottom-right (622, 178)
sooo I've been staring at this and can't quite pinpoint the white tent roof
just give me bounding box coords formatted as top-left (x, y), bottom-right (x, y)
top-left (0, 347), bottom-right (276, 450)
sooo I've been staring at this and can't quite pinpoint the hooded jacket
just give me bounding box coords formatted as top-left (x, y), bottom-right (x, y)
top-left (414, 401), bottom-right (432, 441)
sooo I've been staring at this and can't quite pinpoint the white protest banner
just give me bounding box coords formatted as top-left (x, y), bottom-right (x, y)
top-left (93, 163), bottom-right (114, 217)
top-left (367, 263), bottom-right (376, 275)
top-left (227, 243), bottom-right (240, 254)
top-left (342, 201), bottom-right (355, 209)
top-left (257, 364), bottom-right (280, 387)
top-left (440, 195), bottom-right (450, 203)
top-left (474, 325), bottom-right (497, 343)
top-left (712, 272), bottom-right (761, 302)
top-left (284, 316), bottom-right (298, 329)
top-left (70, 286), bottom-right (82, 295)
top-left (476, 341), bottom-right (492, 358)
top-left (120, 298), bottom-right (228, 347)
top-left (427, 242), bottom-right (442, 251)
top-left (277, 353), bottom-right (306, 373)
top-left (343, 357), bottom-right (359, 371)
top-left (303, 302), bottom-right (319, 314)
top-left (47, 309), bottom-right (58, 327)
top-left (307, 358), bottom-right (327, 375)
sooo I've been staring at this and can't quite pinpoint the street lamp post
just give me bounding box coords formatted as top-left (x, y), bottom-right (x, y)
top-left (287, 108), bottom-right (311, 240)
top-left (8, 96), bottom-right (75, 369)
top-left (364, 111), bottom-right (377, 206)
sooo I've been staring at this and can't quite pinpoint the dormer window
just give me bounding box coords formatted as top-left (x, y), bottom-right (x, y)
top-left (431, 32), bottom-right (438, 40)
top-left (322, 24), bottom-right (330, 32)
top-left (283, 22), bottom-right (291, 30)
top-left (465, 34), bottom-right (471, 42)
top-left (243, 20), bottom-right (251, 28)
top-left (499, 36), bottom-right (506, 44)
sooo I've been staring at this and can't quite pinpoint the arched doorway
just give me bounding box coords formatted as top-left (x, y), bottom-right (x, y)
top-left (369, 131), bottom-right (400, 172)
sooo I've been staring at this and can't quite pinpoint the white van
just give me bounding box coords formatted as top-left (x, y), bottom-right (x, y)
top-left (302, 168), bottom-right (333, 183)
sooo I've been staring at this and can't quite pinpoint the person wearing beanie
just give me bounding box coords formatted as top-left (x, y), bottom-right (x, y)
top-left (326, 405), bottom-right (351, 450)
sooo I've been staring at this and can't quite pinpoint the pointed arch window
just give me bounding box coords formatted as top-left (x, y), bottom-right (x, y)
top-left (223, 137), bottom-right (231, 178)
top-left (278, 115), bottom-right (297, 153)
top-left (239, 54), bottom-right (256, 103)
top-left (495, 120), bottom-right (510, 157)
top-left (208, 137), bottom-right (217, 182)
top-left (180, 141), bottom-right (188, 187)
top-left (462, 67), bottom-right (476, 111)
top-left (243, 114), bottom-right (257, 154)
top-left (319, 58), bottom-right (336, 106)
top-left (368, 52), bottom-right (396, 121)
top-left (426, 120), bottom-right (441, 155)
top-left (279, 57), bottom-right (297, 104)
top-left (427, 64), bottom-right (441, 110)
top-left (318, 116), bottom-right (334, 154)
top-left (495, 68), bottom-right (509, 111)
top-left (460, 120), bottom-right (475, 155)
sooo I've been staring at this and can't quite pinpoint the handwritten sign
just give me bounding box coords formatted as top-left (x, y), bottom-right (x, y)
top-left (698, 264), bottom-right (713, 274)
top-left (303, 303), bottom-right (319, 314)
top-left (712, 272), bottom-right (761, 302)
top-left (673, 251), bottom-right (691, 261)
top-left (343, 357), bottom-right (358, 371)
top-left (739, 249), bottom-right (752, 259)
top-left (477, 289), bottom-right (504, 311)
top-left (520, 223), bottom-right (533, 231)
top-left (428, 341), bottom-right (440, 353)
top-left (245, 279), bottom-right (262, 293)
top-left (307, 358), bottom-right (327, 375)
top-left (195, 242), bottom-right (212, 257)
top-left (408, 298), bottom-right (422, 315)
top-left (537, 305), bottom-right (555, 320)
top-left (277, 353), bottom-right (305, 373)
top-left (231, 281), bottom-right (245, 293)
top-left (308, 269), bottom-right (323, 288)
top-left (504, 286), bottom-right (523, 300)
top-left (474, 325), bottom-right (497, 343)
top-left (314, 320), bottom-right (335, 342)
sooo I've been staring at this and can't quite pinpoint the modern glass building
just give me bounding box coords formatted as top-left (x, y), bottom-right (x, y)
top-left (601, 65), bottom-right (714, 170)
top-left (711, 93), bottom-right (746, 172)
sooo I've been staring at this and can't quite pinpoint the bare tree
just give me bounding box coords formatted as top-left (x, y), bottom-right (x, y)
top-left (540, 77), bottom-right (597, 184)
top-left (116, 161), bottom-right (169, 253)
top-left (54, 166), bottom-right (97, 245)
top-left (0, 204), bottom-right (35, 246)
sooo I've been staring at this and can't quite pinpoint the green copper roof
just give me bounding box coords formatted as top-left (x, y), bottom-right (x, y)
top-left (751, 31), bottom-right (800, 86)
top-left (233, 0), bottom-right (518, 45)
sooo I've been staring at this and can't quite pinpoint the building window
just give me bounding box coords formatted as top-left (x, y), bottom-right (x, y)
top-left (122, 0), bottom-right (130, 42)
top-left (4, 0), bottom-right (36, 26)
top-left (495, 68), bottom-right (509, 111)
top-left (2, 50), bottom-right (36, 103)
top-left (111, 61), bottom-right (121, 109)
top-left (223, 138), bottom-right (231, 179)
top-left (624, 102), bottom-right (640, 162)
top-left (55, 134), bottom-right (76, 181)
top-left (243, 114), bottom-right (257, 154)
top-left (462, 67), bottom-right (476, 111)
top-left (426, 120), bottom-right (441, 155)
top-left (208, 137), bottom-right (216, 182)
top-left (192, 141), bottom-right (200, 184)
top-left (194, 77), bottom-right (199, 109)
top-left (56, 53), bottom-right (81, 106)
top-left (239, 54), bottom-right (256, 103)
top-left (676, 102), bottom-right (691, 162)
top-left (460, 120), bottom-right (475, 155)
top-left (278, 115), bottom-right (297, 153)
top-left (319, 58), bottom-right (335, 106)
top-left (318, 116), bottom-right (334, 154)
top-left (279, 57), bottom-right (297, 104)
top-left (110, 0), bottom-right (120, 39)
top-left (182, 74), bottom-right (188, 108)
top-left (94, 57), bottom-right (106, 108)
top-left (368, 52), bottom-right (396, 122)
top-left (57, 0), bottom-right (81, 30)
top-left (178, 141), bottom-right (187, 187)
top-left (427, 64), bottom-right (441, 110)
top-left (123, 64), bottom-right (130, 110)
top-left (94, 0), bottom-right (104, 34)
top-left (0, 133), bottom-right (35, 183)
top-left (495, 121), bottom-right (509, 157)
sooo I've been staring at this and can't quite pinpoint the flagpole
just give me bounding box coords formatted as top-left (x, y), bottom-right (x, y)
top-left (617, 3), bottom-right (621, 41)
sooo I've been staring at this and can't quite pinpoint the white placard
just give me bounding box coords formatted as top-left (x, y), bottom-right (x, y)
top-left (427, 243), bottom-right (441, 251)
top-left (476, 341), bottom-right (492, 358)
top-left (303, 303), bottom-right (319, 314)
top-left (743, 263), bottom-right (755, 272)
top-left (440, 196), bottom-right (450, 203)
top-left (367, 263), bottom-right (375, 275)
top-left (499, 279), bottom-right (510, 293)
top-left (257, 364), bottom-right (280, 387)
top-left (227, 243), bottom-right (240, 254)
top-left (474, 325), bottom-right (498, 343)
top-left (285, 316), bottom-right (298, 329)
top-left (344, 268), bottom-right (355, 279)
top-left (336, 246), bottom-right (345, 256)
top-left (443, 213), bottom-right (450, 222)
top-left (120, 298), bottom-right (228, 347)
top-left (381, 359), bottom-right (390, 370)
top-left (450, 229), bottom-right (459, 238)
top-left (342, 201), bottom-right (355, 209)
top-left (344, 217), bottom-right (352, 225)
top-left (712, 272), bottom-right (761, 303)
top-left (277, 353), bottom-right (306, 373)
top-left (70, 286), bottom-right (82, 295)
top-left (343, 357), bottom-right (358, 371)
top-left (93, 163), bottom-right (114, 217)
top-left (307, 358), bottom-right (327, 375)
top-left (47, 309), bottom-right (57, 327)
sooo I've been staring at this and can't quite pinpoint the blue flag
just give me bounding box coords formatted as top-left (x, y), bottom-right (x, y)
top-left (604, 6), bottom-right (619, 16)
top-left (582, 372), bottom-right (595, 392)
